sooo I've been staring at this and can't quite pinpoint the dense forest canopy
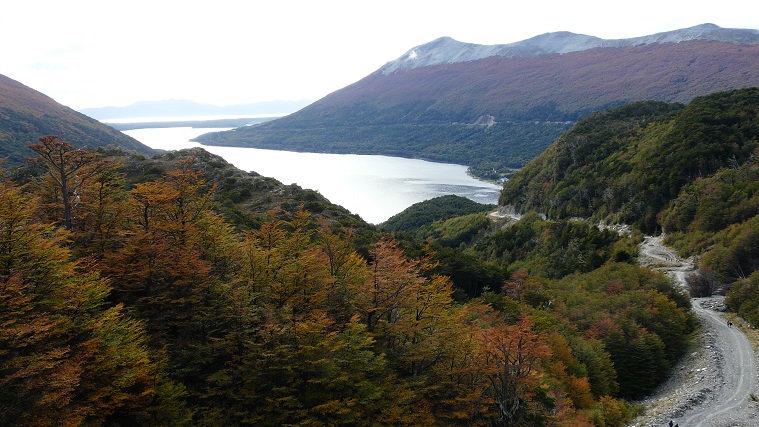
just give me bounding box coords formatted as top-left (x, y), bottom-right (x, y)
top-left (498, 88), bottom-right (759, 333)
top-left (500, 88), bottom-right (758, 233)
top-left (0, 135), bottom-right (696, 426)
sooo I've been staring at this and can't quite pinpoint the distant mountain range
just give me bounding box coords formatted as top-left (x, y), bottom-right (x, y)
top-left (80, 99), bottom-right (312, 120)
top-left (195, 24), bottom-right (759, 180)
top-left (0, 74), bottom-right (155, 164)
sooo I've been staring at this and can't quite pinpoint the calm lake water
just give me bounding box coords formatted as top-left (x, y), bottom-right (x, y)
top-left (124, 127), bottom-right (502, 224)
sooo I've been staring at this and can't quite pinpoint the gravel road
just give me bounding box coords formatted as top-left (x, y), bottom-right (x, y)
top-left (630, 237), bottom-right (759, 427)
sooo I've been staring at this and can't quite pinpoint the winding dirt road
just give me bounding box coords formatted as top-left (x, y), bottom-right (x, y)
top-left (680, 301), bottom-right (758, 427)
top-left (632, 236), bottom-right (759, 427)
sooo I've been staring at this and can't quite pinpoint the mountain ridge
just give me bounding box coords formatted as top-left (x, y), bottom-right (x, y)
top-left (196, 26), bottom-right (759, 179)
top-left (0, 73), bottom-right (155, 164)
top-left (381, 23), bottom-right (759, 74)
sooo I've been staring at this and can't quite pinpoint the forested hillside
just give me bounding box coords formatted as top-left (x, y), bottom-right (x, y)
top-left (497, 88), bottom-right (758, 338)
top-left (0, 74), bottom-right (155, 164)
top-left (381, 195), bottom-right (495, 234)
top-left (500, 88), bottom-right (758, 232)
top-left (0, 136), bottom-right (694, 426)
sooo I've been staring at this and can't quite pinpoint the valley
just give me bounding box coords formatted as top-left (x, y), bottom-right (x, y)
top-left (0, 21), bottom-right (757, 427)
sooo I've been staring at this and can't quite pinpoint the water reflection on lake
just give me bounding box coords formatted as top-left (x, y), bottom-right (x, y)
top-left (124, 127), bottom-right (502, 224)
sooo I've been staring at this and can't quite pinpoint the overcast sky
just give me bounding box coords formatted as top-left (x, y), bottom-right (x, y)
top-left (2, 0), bottom-right (757, 110)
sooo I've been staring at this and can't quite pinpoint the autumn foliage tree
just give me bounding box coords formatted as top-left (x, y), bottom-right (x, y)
top-left (102, 159), bottom-right (220, 330)
top-left (482, 316), bottom-right (552, 426)
top-left (207, 211), bottom-right (401, 425)
top-left (28, 136), bottom-right (116, 230)
top-left (0, 141), bottom-right (699, 426)
top-left (73, 164), bottom-right (130, 258)
top-left (0, 174), bottom-right (157, 426)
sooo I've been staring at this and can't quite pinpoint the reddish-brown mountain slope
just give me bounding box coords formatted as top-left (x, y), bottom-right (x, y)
top-left (197, 36), bottom-right (759, 179)
top-left (308, 40), bottom-right (759, 122)
top-left (0, 74), bottom-right (155, 164)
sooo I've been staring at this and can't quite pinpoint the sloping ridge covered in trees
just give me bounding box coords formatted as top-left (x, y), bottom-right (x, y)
top-left (497, 88), bottom-right (759, 382)
top-left (500, 88), bottom-right (759, 234)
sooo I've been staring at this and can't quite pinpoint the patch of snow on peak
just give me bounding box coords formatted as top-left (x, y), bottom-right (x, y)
top-left (518, 31), bottom-right (604, 54)
top-left (381, 37), bottom-right (512, 74)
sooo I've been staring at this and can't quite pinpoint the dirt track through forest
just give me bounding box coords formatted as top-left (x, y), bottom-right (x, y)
top-left (631, 236), bottom-right (759, 427)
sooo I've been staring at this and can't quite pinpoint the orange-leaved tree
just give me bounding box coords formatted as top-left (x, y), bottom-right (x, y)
top-left (208, 211), bottom-right (406, 426)
top-left (349, 237), bottom-right (501, 424)
top-left (0, 174), bottom-right (157, 426)
top-left (99, 160), bottom-right (237, 406)
top-left (102, 160), bottom-right (218, 330)
top-left (28, 136), bottom-right (115, 230)
top-left (482, 316), bottom-right (552, 426)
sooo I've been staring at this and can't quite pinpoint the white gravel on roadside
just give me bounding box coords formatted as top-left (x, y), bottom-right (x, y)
top-left (629, 237), bottom-right (759, 427)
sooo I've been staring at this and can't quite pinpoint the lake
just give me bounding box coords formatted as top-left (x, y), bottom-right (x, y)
top-left (123, 127), bottom-right (502, 224)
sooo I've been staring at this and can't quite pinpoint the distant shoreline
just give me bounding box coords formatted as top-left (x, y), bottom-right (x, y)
top-left (105, 116), bottom-right (279, 131)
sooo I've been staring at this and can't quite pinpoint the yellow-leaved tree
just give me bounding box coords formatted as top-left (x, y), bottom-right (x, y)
top-left (0, 172), bottom-right (157, 426)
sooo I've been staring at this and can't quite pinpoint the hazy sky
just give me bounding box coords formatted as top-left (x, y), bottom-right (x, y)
top-left (2, 0), bottom-right (757, 110)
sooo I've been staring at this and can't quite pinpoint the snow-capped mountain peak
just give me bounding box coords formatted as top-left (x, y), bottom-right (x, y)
top-left (381, 23), bottom-right (759, 74)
